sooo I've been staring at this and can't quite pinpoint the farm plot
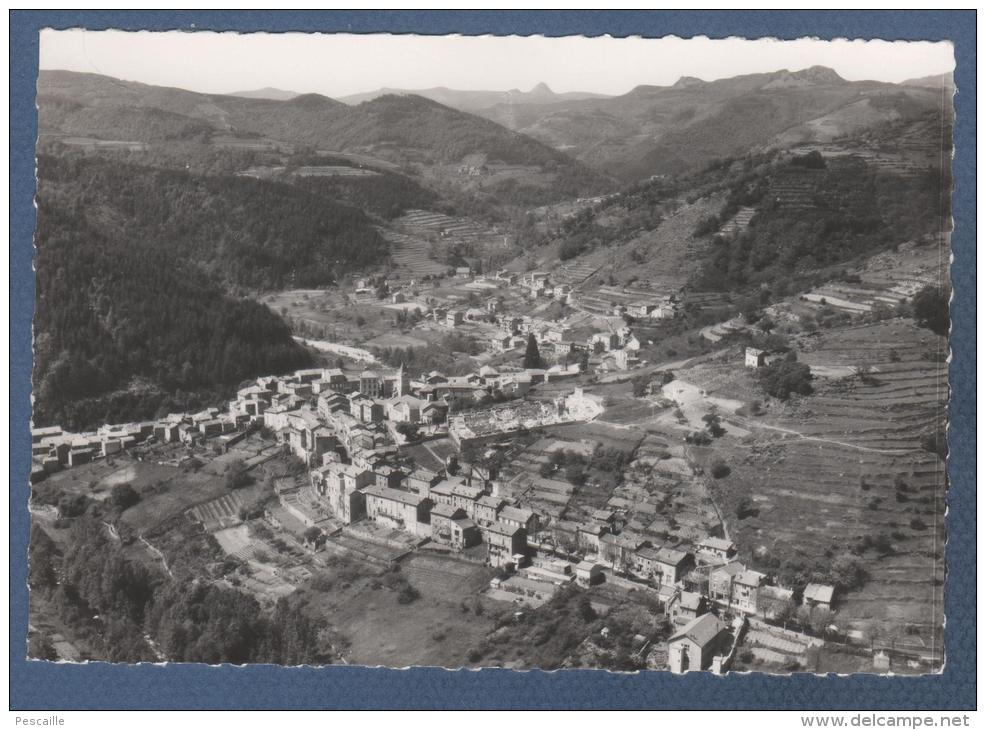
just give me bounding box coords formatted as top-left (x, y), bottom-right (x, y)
top-left (301, 552), bottom-right (498, 668)
top-left (379, 229), bottom-right (448, 279)
top-left (190, 492), bottom-right (244, 531)
top-left (112, 463), bottom-right (229, 533)
top-left (363, 332), bottom-right (430, 349)
top-left (214, 524), bottom-right (256, 561)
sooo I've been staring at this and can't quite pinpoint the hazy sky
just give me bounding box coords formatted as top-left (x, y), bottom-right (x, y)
top-left (39, 30), bottom-right (955, 97)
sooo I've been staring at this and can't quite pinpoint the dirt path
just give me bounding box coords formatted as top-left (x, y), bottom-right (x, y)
top-left (732, 418), bottom-right (913, 455)
top-left (293, 337), bottom-right (380, 364)
top-left (139, 534), bottom-right (174, 579)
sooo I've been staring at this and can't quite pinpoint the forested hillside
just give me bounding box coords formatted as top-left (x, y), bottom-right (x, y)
top-left (34, 164), bottom-right (317, 430)
top-left (293, 166), bottom-right (441, 220)
top-left (689, 155), bottom-right (950, 293)
top-left (30, 518), bottom-right (326, 664)
top-left (38, 155), bottom-right (388, 290)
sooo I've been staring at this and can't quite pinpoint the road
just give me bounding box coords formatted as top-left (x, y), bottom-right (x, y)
top-left (294, 337), bottom-right (380, 364)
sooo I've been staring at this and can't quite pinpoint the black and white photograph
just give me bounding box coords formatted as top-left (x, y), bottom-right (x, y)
top-left (27, 29), bottom-right (953, 675)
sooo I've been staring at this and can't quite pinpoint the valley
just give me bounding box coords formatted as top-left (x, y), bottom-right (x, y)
top-left (28, 64), bottom-right (951, 675)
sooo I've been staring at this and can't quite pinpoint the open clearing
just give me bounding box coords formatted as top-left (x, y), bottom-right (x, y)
top-left (300, 552), bottom-right (498, 667)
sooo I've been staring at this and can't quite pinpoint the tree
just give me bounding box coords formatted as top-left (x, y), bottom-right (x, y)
top-left (809, 606), bottom-right (834, 634)
top-left (759, 360), bottom-right (813, 400)
top-left (395, 422), bottom-right (420, 441)
top-left (523, 333), bottom-right (544, 369)
top-left (110, 484), bottom-right (140, 510)
top-left (57, 494), bottom-right (89, 518)
top-left (224, 458), bottom-right (251, 489)
top-left (911, 285), bottom-right (949, 336)
top-left (702, 408), bottom-right (725, 438)
top-left (28, 524), bottom-right (59, 593)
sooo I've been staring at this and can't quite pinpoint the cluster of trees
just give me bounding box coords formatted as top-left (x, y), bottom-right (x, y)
top-left (28, 515), bottom-right (327, 664)
top-left (755, 549), bottom-right (869, 596)
top-left (539, 449), bottom-right (589, 485)
top-left (758, 356), bottom-right (813, 400)
top-left (538, 445), bottom-right (633, 487)
top-left (37, 154), bottom-right (389, 290)
top-left (372, 332), bottom-right (482, 375)
top-left (296, 170), bottom-right (440, 220)
top-left (467, 585), bottom-right (647, 671)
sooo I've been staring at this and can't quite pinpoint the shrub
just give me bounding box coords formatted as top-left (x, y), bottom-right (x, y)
top-left (686, 430), bottom-right (712, 446)
top-left (397, 584), bottom-right (420, 604)
top-left (921, 431), bottom-right (948, 461)
top-left (110, 484), bottom-right (140, 510)
top-left (912, 285), bottom-right (949, 336)
top-left (224, 458), bottom-right (252, 489)
top-left (57, 494), bottom-right (90, 518)
top-left (711, 461), bottom-right (731, 479)
top-left (735, 496), bottom-right (757, 518)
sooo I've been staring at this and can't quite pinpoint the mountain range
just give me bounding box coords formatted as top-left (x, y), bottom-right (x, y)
top-left (38, 67), bottom-right (948, 184)
top-left (338, 82), bottom-right (609, 110)
top-left (472, 67), bottom-right (950, 178)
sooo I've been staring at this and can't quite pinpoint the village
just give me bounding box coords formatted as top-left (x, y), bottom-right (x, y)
top-left (31, 255), bottom-right (908, 675)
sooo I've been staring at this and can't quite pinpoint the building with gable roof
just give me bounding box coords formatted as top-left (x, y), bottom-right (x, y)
top-left (667, 613), bottom-right (732, 673)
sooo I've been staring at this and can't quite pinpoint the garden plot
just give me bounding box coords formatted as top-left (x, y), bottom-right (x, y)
top-left (189, 492), bottom-right (244, 531)
top-left (214, 524), bottom-right (255, 561)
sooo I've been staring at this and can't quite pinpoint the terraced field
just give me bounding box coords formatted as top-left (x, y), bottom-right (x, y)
top-left (697, 320), bottom-right (947, 665)
top-left (379, 229), bottom-right (447, 278)
top-left (189, 492), bottom-right (244, 531)
top-left (801, 242), bottom-right (945, 315)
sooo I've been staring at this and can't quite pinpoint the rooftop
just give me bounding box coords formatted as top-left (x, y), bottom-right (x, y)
top-left (362, 485), bottom-right (427, 507)
top-left (804, 583), bottom-right (835, 604)
top-left (669, 612), bottom-right (727, 647)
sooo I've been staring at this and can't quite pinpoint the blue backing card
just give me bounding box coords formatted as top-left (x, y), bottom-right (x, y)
top-left (9, 10), bottom-right (976, 710)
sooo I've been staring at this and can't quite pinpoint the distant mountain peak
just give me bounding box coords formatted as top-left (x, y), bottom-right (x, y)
top-left (530, 82), bottom-right (554, 94)
top-left (763, 66), bottom-right (845, 88)
top-left (793, 65), bottom-right (845, 83)
top-left (672, 76), bottom-right (705, 89)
